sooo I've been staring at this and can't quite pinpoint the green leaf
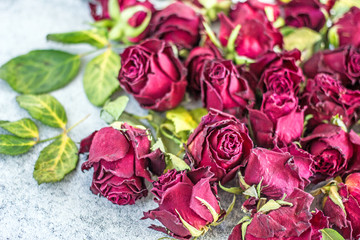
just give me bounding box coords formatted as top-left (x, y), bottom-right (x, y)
top-left (189, 108), bottom-right (208, 124)
top-left (257, 199), bottom-right (283, 213)
top-left (195, 197), bottom-right (219, 222)
top-left (175, 209), bottom-right (206, 237)
top-left (165, 153), bottom-right (191, 172)
top-left (83, 49), bottom-right (121, 106)
top-left (227, 24), bottom-right (241, 53)
top-left (0, 50), bottom-right (80, 94)
top-left (283, 27), bottom-right (322, 60)
top-left (151, 138), bottom-right (166, 153)
top-left (320, 228), bottom-right (345, 240)
top-left (331, 114), bottom-right (347, 132)
top-left (100, 95), bottom-right (129, 123)
top-left (0, 118), bottom-right (39, 139)
top-left (17, 94), bottom-right (67, 129)
top-left (47, 28), bottom-right (109, 49)
top-left (0, 135), bottom-right (36, 155)
top-left (33, 134), bottom-right (78, 184)
top-left (166, 107), bottom-right (198, 134)
top-left (219, 182), bottom-right (243, 195)
top-left (203, 22), bottom-right (222, 49)
top-left (328, 27), bottom-right (339, 48)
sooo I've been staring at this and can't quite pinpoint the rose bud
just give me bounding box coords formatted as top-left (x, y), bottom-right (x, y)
top-left (243, 148), bottom-right (309, 199)
top-left (330, 7), bottom-right (360, 48)
top-left (200, 59), bottom-right (255, 117)
top-left (89, 0), bottom-right (155, 43)
top-left (118, 39), bottom-right (187, 111)
top-left (143, 167), bottom-right (225, 240)
top-left (322, 173), bottom-right (360, 239)
top-left (150, 2), bottom-right (202, 49)
top-left (229, 189), bottom-right (315, 240)
top-left (301, 74), bottom-right (360, 130)
top-left (301, 123), bottom-right (360, 182)
top-left (249, 49), bottom-right (304, 94)
top-left (219, 8), bottom-right (283, 59)
top-left (303, 45), bottom-right (360, 88)
top-left (184, 43), bottom-right (222, 95)
top-left (279, 0), bottom-right (327, 31)
top-left (80, 125), bottom-right (164, 205)
top-left (186, 109), bottom-right (253, 184)
top-left (249, 92), bottom-right (304, 148)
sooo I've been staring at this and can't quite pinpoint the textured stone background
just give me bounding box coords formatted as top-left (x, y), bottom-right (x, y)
top-left (0, 0), bottom-right (241, 239)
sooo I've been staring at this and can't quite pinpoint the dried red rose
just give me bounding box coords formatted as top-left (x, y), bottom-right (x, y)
top-left (143, 167), bottom-right (224, 240)
top-left (249, 49), bottom-right (303, 94)
top-left (229, 189), bottom-right (315, 240)
top-left (279, 0), bottom-right (327, 31)
top-left (80, 125), bottom-right (163, 205)
top-left (150, 2), bottom-right (202, 49)
top-left (303, 45), bottom-right (360, 88)
top-left (301, 123), bottom-right (360, 182)
top-left (249, 92), bottom-right (304, 148)
top-left (118, 39), bottom-right (187, 111)
top-left (200, 59), bottom-right (255, 117)
top-left (331, 7), bottom-right (360, 48)
top-left (219, 2), bottom-right (283, 60)
top-left (323, 173), bottom-right (360, 239)
top-left (301, 74), bottom-right (360, 130)
top-left (185, 43), bottom-right (223, 95)
top-left (186, 109), bottom-right (253, 184)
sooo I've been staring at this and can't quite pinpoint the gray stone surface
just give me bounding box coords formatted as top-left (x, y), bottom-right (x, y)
top-left (0, 0), bottom-right (241, 239)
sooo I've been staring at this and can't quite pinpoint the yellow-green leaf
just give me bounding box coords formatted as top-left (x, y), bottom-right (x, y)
top-left (166, 107), bottom-right (198, 134)
top-left (100, 95), bottom-right (129, 123)
top-left (0, 135), bottom-right (36, 155)
top-left (0, 50), bottom-right (80, 94)
top-left (83, 49), bottom-right (121, 106)
top-left (17, 94), bottom-right (67, 129)
top-left (320, 228), bottom-right (345, 240)
top-left (0, 118), bottom-right (39, 139)
top-left (33, 134), bottom-right (78, 184)
top-left (47, 28), bottom-right (109, 49)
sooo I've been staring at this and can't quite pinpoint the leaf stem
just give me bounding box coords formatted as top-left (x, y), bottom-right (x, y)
top-left (78, 49), bottom-right (102, 58)
top-left (37, 134), bottom-right (62, 144)
top-left (65, 114), bottom-right (91, 134)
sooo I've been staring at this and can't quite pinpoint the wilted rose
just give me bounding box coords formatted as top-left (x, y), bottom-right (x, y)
top-left (249, 92), bottom-right (304, 148)
top-left (230, 0), bottom-right (280, 23)
top-left (243, 148), bottom-right (310, 199)
top-left (186, 109), bottom-right (253, 184)
top-left (279, 0), bottom-right (327, 31)
top-left (323, 173), bottom-right (360, 239)
top-left (249, 49), bottom-right (303, 94)
top-left (80, 125), bottom-right (164, 205)
top-left (301, 123), bottom-right (360, 182)
top-left (143, 167), bottom-right (225, 240)
top-left (89, 0), bottom-right (155, 42)
top-left (150, 2), bottom-right (202, 49)
top-left (219, 2), bottom-right (283, 60)
top-left (200, 59), bottom-right (255, 117)
top-left (229, 189), bottom-right (315, 240)
top-left (303, 45), bottom-right (360, 88)
top-left (331, 7), bottom-right (360, 48)
top-left (185, 43), bottom-right (222, 95)
top-left (118, 39), bottom-right (187, 111)
top-left (301, 74), bottom-right (360, 130)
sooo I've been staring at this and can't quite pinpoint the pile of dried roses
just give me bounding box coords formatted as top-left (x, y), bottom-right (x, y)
top-left (79, 0), bottom-right (360, 239)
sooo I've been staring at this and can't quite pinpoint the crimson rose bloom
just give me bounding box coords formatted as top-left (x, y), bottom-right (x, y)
top-left (249, 49), bottom-right (303, 94)
top-left (229, 189), bottom-right (317, 240)
top-left (187, 109), bottom-right (253, 184)
top-left (301, 123), bottom-right (360, 182)
top-left (303, 45), bottom-right (360, 88)
top-left (244, 148), bottom-right (310, 199)
top-left (301, 74), bottom-right (360, 130)
top-left (80, 125), bottom-right (164, 205)
top-left (200, 59), bottom-right (255, 117)
top-left (143, 168), bottom-right (224, 240)
top-left (89, 0), bottom-right (154, 43)
top-left (331, 7), bottom-right (360, 48)
top-left (185, 43), bottom-right (222, 95)
top-left (280, 0), bottom-right (326, 31)
top-left (249, 92), bottom-right (304, 148)
top-left (118, 39), bottom-right (187, 111)
top-left (323, 173), bottom-right (360, 239)
top-left (150, 2), bottom-right (202, 49)
top-left (219, 3), bottom-right (283, 59)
